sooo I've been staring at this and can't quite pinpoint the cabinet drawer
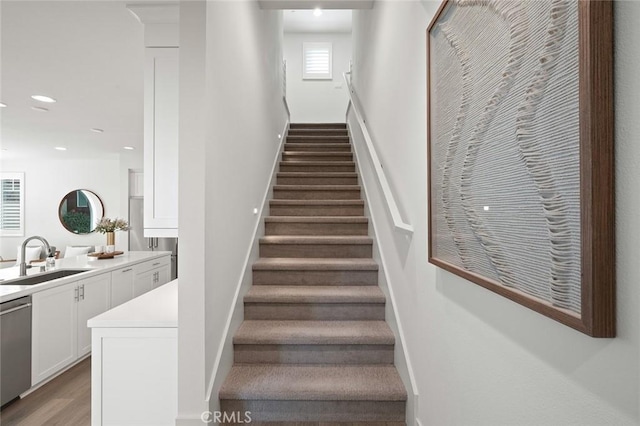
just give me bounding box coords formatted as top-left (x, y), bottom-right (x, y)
top-left (134, 257), bottom-right (171, 274)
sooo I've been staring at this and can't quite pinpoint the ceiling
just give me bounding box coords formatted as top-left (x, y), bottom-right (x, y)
top-left (0, 1), bottom-right (354, 160)
top-left (260, 0), bottom-right (373, 9)
top-left (0, 1), bottom-right (145, 160)
top-left (284, 10), bottom-right (352, 33)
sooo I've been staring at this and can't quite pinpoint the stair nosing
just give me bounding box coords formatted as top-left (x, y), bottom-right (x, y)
top-left (277, 172), bottom-right (358, 177)
top-left (253, 258), bottom-right (378, 271)
top-left (284, 143), bottom-right (351, 146)
top-left (244, 285), bottom-right (385, 304)
top-left (283, 152), bottom-right (353, 157)
top-left (270, 200), bottom-right (364, 205)
top-left (274, 185), bottom-right (360, 191)
top-left (280, 161), bottom-right (355, 165)
top-left (265, 216), bottom-right (368, 223)
top-left (287, 135), bottom-right (349, 139)
top-left (260, 236), bottom-right (372, 244)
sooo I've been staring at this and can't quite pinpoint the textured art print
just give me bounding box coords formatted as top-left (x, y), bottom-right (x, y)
top-left (427, 0), bottom-right (615, 336)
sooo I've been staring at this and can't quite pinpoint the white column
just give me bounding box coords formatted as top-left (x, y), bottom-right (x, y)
top-left (177, 1), bottom-right (208, 424)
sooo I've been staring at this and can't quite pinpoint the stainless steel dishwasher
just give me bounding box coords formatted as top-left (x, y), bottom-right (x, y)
top-left (0, 296), bottom-right (32, 407)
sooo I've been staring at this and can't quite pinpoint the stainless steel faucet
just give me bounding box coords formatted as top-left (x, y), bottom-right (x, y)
top-left (19, 236), bottom-right (52, 276)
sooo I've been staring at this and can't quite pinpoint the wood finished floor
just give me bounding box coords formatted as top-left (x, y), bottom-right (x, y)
top-left (0, 357), bottom-right (90, 426)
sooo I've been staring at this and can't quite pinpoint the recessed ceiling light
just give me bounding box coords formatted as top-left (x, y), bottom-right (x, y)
top-left (32, 95), bottom-right (57, 103)
top-left (313, 8), bottom-right (322, 17)
top-left (123, 146), bottom-right (135, 150)
top-left (54, 147), bottom-right (67, 151)
top-left (31, 106), bottom-right (49, 112)
top-left (0, 102), bottom-right (7, 108)
top-left (91, 128), bottom-right (104, 133)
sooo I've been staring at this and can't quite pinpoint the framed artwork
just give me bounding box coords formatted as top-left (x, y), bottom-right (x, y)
top-left (427, 0), bottom-right (614, 337)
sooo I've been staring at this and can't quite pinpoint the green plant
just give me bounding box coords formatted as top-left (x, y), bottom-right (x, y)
top-left (95, 217), bottom-right (130, 234)
top-left (62, 211), bottom-right (91, 234)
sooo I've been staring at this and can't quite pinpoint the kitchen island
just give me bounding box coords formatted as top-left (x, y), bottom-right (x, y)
top-left (0, 251), bottom-right (172, 396)
top-left (88, 280), bottom-right (178, 426)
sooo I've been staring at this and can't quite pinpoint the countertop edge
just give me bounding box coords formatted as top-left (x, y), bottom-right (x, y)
top-left (0, 251), bottom-right (172, 303)
top-left (88, 279), bottom-right (178, 328)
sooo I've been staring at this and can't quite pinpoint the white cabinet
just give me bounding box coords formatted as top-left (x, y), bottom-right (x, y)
top-left (31, 283), bottom-right (77, 386)
top-left (144, 47), bottom-right (179, 237)
top-left (154, 263), bottom-right (171, 289)
top-left (129, 171), bottom-right (144, 198)
top-left (110, 267), bottom-right (135, 308)
top-left (32, 273), bottom-right (111, 385)
top-left (134, 269), bottom-right (155, 298)
top-left (134, 257), bottom-right (172, 297)
top-left (77, 274), bottom-right (111, 357)
top-left (89, 281), bottom-right (178, 426)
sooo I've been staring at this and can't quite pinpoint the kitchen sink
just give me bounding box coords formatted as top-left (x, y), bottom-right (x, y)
top-left (0, 269), bottom-right (91, 286)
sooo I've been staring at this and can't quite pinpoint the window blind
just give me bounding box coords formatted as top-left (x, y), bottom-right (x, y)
top-left (303, 42), bottom-right (332, 80)
top-left (0, 173), bottom-right (24, 236)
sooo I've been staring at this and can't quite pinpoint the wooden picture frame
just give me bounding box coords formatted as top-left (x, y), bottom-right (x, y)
top-left (427, 0), bottom-right (614, 337)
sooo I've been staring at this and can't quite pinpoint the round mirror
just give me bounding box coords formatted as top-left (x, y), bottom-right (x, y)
top-left (58, 189), bottom-right (104, 234)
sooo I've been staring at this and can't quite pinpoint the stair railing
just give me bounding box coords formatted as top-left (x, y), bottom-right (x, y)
top-left (282, 60), bottom-right (290, 118)
top-left (343, 71), bottom-right (414, 235)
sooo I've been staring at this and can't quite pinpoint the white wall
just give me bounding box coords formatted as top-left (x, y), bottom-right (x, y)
top-left (351, 1), bottom-right (639, 425)
top-left (0, 156), bottom-right (128, 259)
top-left (284, 32), bottom-right (351, 123)
top-left (177, 1), bottom-right (208, 423)
top-left (177, 2), bottom-right (287, 423)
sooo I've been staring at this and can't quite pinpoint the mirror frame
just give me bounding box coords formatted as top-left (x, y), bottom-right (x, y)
top-left (58, 189), bottom-right (105, 234)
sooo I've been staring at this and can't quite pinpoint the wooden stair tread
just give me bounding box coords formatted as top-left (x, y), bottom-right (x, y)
top-left (283, 151), bottom-right (351, 154)
top-left (219, 364), bottom-right (407, 401)
top-left (280, 161), bottom-right (355, 166)
top-left (273, 185), bottom-right (360, 191)
top-left (253, 258), bottom-right (378, 271)
top-left (234, 320), bottom-right (394, 345)
top-left (270, 200), bottom-right (364, 206)
top-left (288, 128), bottom-right (347, 132)
top-left (265, 216), bottom-right (367, 223)
top-left (285, 143), bottom-right (351, 148)
top-left (277, 172), bottom-right (357, 177)
top-left (245, 285), bottom-right (385, 304)
top-left (260, 236), bottom-right (372, 244)
top-left (289, 123), bottom-right (346, 128)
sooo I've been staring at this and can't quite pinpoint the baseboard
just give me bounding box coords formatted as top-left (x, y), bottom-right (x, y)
top-left (204, 118), bottom-right (290, 404)
top-left (21, 354), bottom-right (91, 398)
top-left (347, 117), bottom-right (420, 426)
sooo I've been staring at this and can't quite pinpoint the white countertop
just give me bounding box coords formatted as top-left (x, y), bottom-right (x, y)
top-left (0, 251), bottom-right (171, 303)
top-left (88, 279), bottom-right (178, 328)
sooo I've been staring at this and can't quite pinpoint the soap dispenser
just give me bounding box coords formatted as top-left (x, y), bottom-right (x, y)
top-left (45, 248), bottom-right (56, 270)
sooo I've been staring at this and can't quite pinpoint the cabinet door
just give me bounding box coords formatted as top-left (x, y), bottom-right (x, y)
top-left (32, 282), bottom-right (77, 386)
top-left (154, 265), bottom-right (171, 288)
top-left (134, 269), bottom-right (155, 297)
top-left (77, 273), bottom-right (111, 357)
top-left (111, 267), bottom-right (135, 308)
top-left (144, 47), bottom-right (179, 235)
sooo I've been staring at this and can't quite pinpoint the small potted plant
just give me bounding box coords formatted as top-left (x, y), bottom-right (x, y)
top-left (95, 218), bottom-right (130, 252)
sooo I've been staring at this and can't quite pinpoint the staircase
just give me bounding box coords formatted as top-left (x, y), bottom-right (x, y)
top-left (219, 123), bottom-right (407, 425)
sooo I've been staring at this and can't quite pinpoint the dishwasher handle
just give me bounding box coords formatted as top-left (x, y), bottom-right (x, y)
top-left (0, 302), bottom-right (32, 317)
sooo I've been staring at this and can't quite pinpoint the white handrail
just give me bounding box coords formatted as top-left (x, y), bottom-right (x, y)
top-left (282, 60), bottom-right (290, 118)
top-left (343, 72), bottom-right (414, 235)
